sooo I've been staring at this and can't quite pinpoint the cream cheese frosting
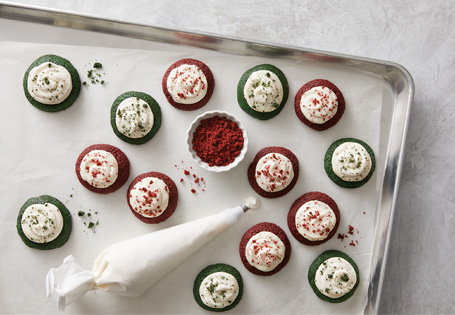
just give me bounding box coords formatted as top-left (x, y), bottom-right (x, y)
top-left (79, 150), bottom-right (118, 188)
top-left (295, 200), bottom-right (336, 241)
top-left (21, 203), bottom-right (64, 243)
top-left (116, 97), bottom-right (154, 139)
top-left (245, 231), bottom-right (285, 272)
top-left (243, 70), bottom-right (283, 112)
top-left (27, 62), bottom-right (72, 105)
top-left (331, 142), bottom-right (372, 182)
top-left (255, 153), bottom-right (294, 192)
top-left (199, 271), bottom-right (240, 309)
top-left (300, 86), bottom-right (338, 124)
top-left (128, 177), bottom-right (169, 218)
top-left (166, 64), bottom-right (208, 104)
top-left (315, 256), bottom-right (357, 299)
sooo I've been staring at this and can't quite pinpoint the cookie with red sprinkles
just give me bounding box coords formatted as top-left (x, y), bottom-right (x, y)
top-left (239, 222), bottom-right (291, 276)
top-left (287, 191), bottom-right (340, 246)
top-left (127, 172), bottom-right (178, 224)
top-left (294, 79), bottom-right (345, 131)
top-left (75, 144), bottom-right (130, 194)
top-left (162, 58), bottom-right (215, 111)
top-left (247, 146), bottom-right (299, 198)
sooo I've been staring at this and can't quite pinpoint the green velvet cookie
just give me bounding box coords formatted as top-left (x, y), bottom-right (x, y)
top-left (308, 250), bottom-right (360, 303)
top-left (237, 64), bottom-right (289, 120)
top-left (324, 138), bottom-right (376, 188)
top-left (193, 263), bottom-right (243, 312)
top-left (17, 195), bottom-right (72, 250)
top-left (23, 54), bottom-right (81, 112)
top-left (110, 91), bottom-right (162, 145)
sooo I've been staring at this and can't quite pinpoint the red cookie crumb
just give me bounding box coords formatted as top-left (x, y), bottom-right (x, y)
top-left (126, 172), bottom-right (178, 224)
top-left (162, 58), bottom-right (215, 111)
top-left (294, 79), bottom-right (345, 131)
top-left (75, 144), bottom-right (130, 194)
top-left (192, 116), bottom-right (244, 167)
top-left (287, 191), bottom-right (340, 246)
top-left (247, 146), bottom-right (299, 198)
top-left (239, 222), bottom-right (291, 276)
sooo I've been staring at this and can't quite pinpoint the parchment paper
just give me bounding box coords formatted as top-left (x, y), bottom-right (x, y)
top-left (0, 39), bottom-right (384, 314)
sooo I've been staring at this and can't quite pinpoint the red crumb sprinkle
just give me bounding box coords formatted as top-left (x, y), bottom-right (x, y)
top-left (338, 233), bottom-right (347, 241)
top-left (192, 116), bottom-right (244, 167)
top-left (339, 224), bottom-right (360, 247)
top-left (174, 161), bottom-right (207, 194)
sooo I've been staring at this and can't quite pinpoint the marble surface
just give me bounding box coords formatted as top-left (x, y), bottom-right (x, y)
top-left (2, 1), bottom-right (455, 314)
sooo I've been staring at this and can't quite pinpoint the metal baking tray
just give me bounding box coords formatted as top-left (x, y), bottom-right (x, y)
top-left (0, 2), bottom-right (414, 314)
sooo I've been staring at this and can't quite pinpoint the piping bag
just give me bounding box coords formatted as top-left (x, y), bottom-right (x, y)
top-left (46, 196), bottom-right (260, 311)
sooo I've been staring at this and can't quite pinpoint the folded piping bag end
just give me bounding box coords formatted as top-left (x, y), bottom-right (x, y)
top-left (46, 255), bottom-right (95, 312)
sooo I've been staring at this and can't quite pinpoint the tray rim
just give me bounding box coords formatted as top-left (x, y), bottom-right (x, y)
top-left (0, 2), bottom-right (414, 314)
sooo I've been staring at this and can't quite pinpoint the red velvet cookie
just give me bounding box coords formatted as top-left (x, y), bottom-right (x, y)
top-left (75, 144), bottom-right (130, 194)
top-left (162, 58), bottom-right (215, 111)
top-left (127, 172), bottom-right (178, 224)
top-left (294, 79), bottom-right (345, 131)
top-left (247, 146), bottom-right (299, 198)
top-left (287, 191), bottom-right (340, 246)
top-left (239, 222), bottom-right (291, 276)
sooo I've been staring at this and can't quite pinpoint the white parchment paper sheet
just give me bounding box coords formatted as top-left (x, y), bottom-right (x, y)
top-left (0, 40), bottom-right (383, 314)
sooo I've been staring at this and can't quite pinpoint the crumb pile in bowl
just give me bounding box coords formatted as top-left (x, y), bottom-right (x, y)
top-left (187, 111), bottom-right (248, 172)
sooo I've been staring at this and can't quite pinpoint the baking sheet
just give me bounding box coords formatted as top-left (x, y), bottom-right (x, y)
top-left (0, 38), bottom-right (385, 314)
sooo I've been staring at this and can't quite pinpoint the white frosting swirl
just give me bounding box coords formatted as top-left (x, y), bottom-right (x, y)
top-left (21, 203), bottom-right (64, 243)
top-left (129, 177), bottom-right (169, 218)
top-left (315, 257), bottom-right (357, 299)
top-left (79, 150), bottom-right (118, 188)
top-left (116, 97), bottom-right (154, 139)
top-left (331, 142), bottom-right (372, 182)
top-left (243, 70), bottom-right (283, 112)
top-left (245, 231), bottom-right (285, 272)
top-left (27, 62), bottom-right (72, 105)
top-left (295, 200), bottom-right (336, 241)
top-left (199, 271), bottom-right (239, 309)
top-left (300, 86), bottom-right (338, 124)
top-left (166, 64), bottom-right (208, 104)
top-left (255, 153), bottom-right (294, 192)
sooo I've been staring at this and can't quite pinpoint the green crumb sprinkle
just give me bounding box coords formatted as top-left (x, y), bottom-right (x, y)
top-left (87, 213), bottom-right (91, 217)
top-left (77, 211), bottom-right (85, 217)
top-left (83, 61), bottom-right (107, 86)
top-left (88, 222), bottom-right (95, 229)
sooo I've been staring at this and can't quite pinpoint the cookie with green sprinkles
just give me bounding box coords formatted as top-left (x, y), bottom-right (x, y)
top-left (110, 91), bottom-right (162, 145)
top-left (237, 64), bottom-right (289, 120)
top-left (23, 54), bottom-right (81, 112)
top-left (17, 195), bottom-right (72, 250)
top-left (193, 263), bottom-right (243, 312)
top-left (308, 250), bottom-right (360, 303)
top-left (324, 138), bottom-right (376, 188)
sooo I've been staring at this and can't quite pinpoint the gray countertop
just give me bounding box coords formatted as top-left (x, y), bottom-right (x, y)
top-left (3, 1), bottom-right (454, 314)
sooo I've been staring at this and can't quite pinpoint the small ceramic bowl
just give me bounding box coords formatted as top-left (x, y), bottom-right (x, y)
top-left (187, 110), bottom-right (248, 172)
